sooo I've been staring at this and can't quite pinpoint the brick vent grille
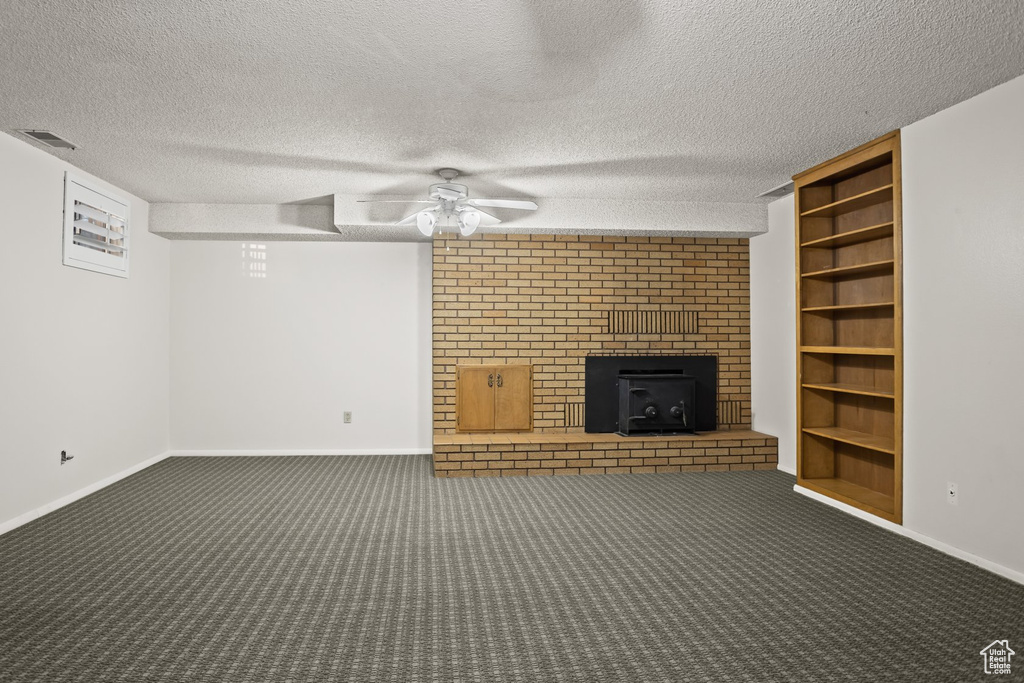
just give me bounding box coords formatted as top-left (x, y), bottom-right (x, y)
top-left (563, 401), bottom-right (586, 428)
top-left (608, 310), bottom-right (699, 335)
top-left (717, 400), bottom-right (744, 426)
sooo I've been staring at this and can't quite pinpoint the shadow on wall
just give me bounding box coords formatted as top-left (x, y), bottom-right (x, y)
top-left (417, 242), bottom-right (434, 444)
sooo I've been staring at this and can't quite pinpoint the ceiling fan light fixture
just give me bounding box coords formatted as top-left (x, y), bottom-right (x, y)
top-left (359, 169), bottom-right (537, 238)
top-left (417, 210), bottom-right (438, 237)
top-left (458, 209), bottom-right (481, 236)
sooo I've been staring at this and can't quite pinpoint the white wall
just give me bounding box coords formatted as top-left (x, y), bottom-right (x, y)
top-left (750, 195), bottom-right (797, 473)
top-left (169, 240), bottom-right (432, 453)
top-left (902, 74), bottom-right (1024, 574)
top-left (0, 133), bottom-right (170, 529)
top-left (749, 75), bottom-right (1024, 576)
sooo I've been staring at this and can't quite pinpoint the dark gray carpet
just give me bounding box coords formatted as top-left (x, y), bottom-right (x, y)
top-left (0, 455), bottom-right (1021, 682)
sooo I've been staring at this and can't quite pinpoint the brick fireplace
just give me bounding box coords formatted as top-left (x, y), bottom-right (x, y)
top-left (431, 233), bottom-right (778, 477)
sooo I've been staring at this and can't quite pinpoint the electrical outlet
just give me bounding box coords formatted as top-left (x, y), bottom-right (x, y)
top-left (343, 411), bottom-right (352, 424)
top-left (946, 481), bottom-right (958, 505)
top-left (60, 450), bottom-right (74, 465)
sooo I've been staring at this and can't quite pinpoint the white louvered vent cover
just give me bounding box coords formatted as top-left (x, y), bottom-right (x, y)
top-left (63, 173), bottom-right (129, 278)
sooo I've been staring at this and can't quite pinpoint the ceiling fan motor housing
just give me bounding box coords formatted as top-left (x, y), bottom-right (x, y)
top-left (429, 183), bottom-right (469, 201)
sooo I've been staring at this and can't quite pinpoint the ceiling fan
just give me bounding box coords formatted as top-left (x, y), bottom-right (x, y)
top-left (358, 169), bottom-right (538, 237)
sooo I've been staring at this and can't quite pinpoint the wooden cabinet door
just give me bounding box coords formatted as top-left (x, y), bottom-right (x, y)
top-left (494, 365), bottom-right (533, 431)
top-left (456, 366), bottom-right (495, 432)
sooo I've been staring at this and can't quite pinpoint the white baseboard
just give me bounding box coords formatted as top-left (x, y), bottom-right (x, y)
top-left (0, 450), bottom-right (173, 537)
top-left (1, 449), bottom-right (429, 536)
top-left (793, 484), bottom-right (1024, 586)
top-left (170, 448), bottom-right (433, 457)
top-left (776, 464), bottom-right (797, 475)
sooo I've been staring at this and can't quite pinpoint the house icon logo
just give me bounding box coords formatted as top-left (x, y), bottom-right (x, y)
top-left (980, 640), bottom-right (1014, 675)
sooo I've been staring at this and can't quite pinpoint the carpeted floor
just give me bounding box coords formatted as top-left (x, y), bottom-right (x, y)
top-left (0, 455), bottom-right (1021, 682)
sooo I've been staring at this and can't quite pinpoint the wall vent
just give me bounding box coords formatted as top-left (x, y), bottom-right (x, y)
top-left (17, 129), bottom-right (77, 149)
top-left (608, 310), bottom-right (698, 335)
top-left (563, 401), bottom-right (585, 428)
top-left (717, 400), bottom-right (744, 426)
top-left (63, 173), bottom-right (130, 278)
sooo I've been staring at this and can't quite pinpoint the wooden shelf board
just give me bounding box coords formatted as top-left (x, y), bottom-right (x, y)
top-left (800, 184), bottom-right (894, 218)
top-left (800, 346), bottom-right (895, 356)
top-left (802, 302), bottom-right (895, 313)
top-left (802, 382), bottom-right (894, 399)
top-left (802, 426), bottom-right (895, 454)
top-left (801, 221), bottom-right (895, 248)
top-left (798, 477), bottom-right (896, 516)
top-left (801, 259), bottom-right (894, 280)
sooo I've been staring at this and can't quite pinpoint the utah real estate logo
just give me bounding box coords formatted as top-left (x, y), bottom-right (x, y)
top-left (980, 640), bottom-right (1014, 675)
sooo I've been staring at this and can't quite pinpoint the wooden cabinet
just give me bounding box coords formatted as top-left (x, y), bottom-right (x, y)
top-left (793, 131), bottom-right (903, 524)
top-left (456, 365), bottom-right (533, 432)
top-left (456, 367), bottom-right (498, 432)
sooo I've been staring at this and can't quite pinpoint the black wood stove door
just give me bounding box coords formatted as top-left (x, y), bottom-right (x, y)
top-left (617, 373), bottom-right (696, 435)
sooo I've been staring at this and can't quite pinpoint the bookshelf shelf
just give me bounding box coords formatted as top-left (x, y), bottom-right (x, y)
top-left (802, 426), bottom-right (895, 455)
top-left (794, 131), bottom-right (903, 524)
top-left (801, 259), bottom-right (894, 279)
top-left (800, 184), bottom-right (894, 218)
top-left (801, 221), bottom-right (894, 248)
top-left (800, 346), bottom-right (895, 356)
top-left (802, 382), bottom-right (894, 399)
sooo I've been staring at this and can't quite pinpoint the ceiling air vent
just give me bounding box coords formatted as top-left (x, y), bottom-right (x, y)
top-left (17, 129), bottom-right (77, 150)
top-left (756, 181), bottom-right (794, 199)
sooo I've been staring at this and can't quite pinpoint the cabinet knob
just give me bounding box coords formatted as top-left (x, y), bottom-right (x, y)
top-left (488, 373), bottom-right (493, 387)
top-left (496, 373), bottom-right (503, 387)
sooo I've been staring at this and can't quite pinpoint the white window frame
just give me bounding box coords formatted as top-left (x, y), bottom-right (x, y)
top-left (63, 173), bottom-right (130, 278)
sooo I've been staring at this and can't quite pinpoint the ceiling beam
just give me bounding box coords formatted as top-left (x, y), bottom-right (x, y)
top-left (150, 196), bottom-right (767, 242)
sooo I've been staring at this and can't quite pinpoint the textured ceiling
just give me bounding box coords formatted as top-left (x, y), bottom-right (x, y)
top-left (1, 0), bottom-right (1022, 207)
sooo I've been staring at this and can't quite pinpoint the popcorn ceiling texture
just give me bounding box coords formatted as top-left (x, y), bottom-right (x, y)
top-left (1, 0), bottom-right (1022, 212)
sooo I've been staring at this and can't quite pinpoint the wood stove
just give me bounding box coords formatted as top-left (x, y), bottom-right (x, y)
top-left (617, 372), bottom-right (696, 436)
top-left (584, 355), bottom-right (716, 434)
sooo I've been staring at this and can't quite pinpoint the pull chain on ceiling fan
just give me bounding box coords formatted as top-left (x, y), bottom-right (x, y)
top-left (358, 168), bottom-right (538, 237)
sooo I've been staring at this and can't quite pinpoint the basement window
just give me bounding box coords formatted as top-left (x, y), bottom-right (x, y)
top-left (63, 173), bottom-right (129, 278)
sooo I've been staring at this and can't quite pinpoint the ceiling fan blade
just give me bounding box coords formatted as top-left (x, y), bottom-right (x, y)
top-left (435, 187), bottom-right (464, 201)
top-left (475, 209), bottom-right (502, 226)
top-left (357, 199), bottom-right (438, 204)
top-left (467, 198), bottom-right (538, 211)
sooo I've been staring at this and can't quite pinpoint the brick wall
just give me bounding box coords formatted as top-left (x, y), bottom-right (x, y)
top-left (432, 234), bottom-right (751, 435)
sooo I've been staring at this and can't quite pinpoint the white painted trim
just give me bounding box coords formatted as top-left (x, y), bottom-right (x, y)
top-left (776, 464), bottom-right (797, 476)
top-left (170, 448), bottom-right (433, 457)
top-left (794, 484), bottom-right (1024, 586)
top-left (0, 450), bottom-right (172, 537)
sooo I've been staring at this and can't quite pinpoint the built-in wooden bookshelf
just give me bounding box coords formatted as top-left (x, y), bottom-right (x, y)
top-left (793, 131), bottom-right (903, 523)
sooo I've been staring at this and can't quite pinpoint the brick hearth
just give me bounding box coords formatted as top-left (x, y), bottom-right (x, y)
top-left (433, 430), bottom-right (779, 478)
